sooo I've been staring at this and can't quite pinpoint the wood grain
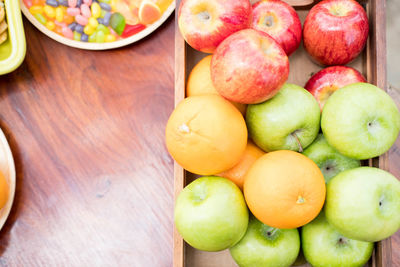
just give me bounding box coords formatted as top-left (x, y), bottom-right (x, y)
top-left (0, 16), bottom-right (174, 266)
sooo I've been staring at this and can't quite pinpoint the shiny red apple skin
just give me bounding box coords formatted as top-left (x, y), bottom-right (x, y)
top-left (305, 66), bottom-right (366, 110)
top-left (178, 0), bottom-right (252, 53)
top-left (251, 0), bottom-right (302, 56)
top-left (211, 29), bottom-right (289, 104)
top-left (303, 0), bottom-right (369, 66)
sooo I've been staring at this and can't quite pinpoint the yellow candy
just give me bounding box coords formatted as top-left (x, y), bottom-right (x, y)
top-left (43, 5), bottom-right (55, 19)
top-left (91, 3), bottom-right (101, 19)
top-left (105, 34), bottom-right (116, 42)
top-left (45, 21), bottom-right (56, 31)
top-left (29, 5), bottom-right (43, 15)
top-left (83, 25), bottom-right (95, 35)
top-left (55, 7), bottom-right (64, 22)
top-left (88, 17), bottom-right (98, 28)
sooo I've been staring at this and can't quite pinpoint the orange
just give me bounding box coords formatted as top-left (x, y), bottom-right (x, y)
top-left (165, 95), bottom-right (247, 175)
top-left (139, 0), bottom-right (162, 25)
top-left (219, 140), bottom-right (264, 190)
top-left (187, 55), bottom-right (247, 115)
top-left (244, 150), bottom-right (325, 229)
top-left (0, 171), bottom-right (8, 210)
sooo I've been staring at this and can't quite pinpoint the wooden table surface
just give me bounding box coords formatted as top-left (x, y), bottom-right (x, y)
top-left (0, 14), bottom-right (398, 266)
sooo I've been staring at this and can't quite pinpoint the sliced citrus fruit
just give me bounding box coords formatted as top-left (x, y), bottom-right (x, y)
top-left (139, 0), bottom-right (162, 25)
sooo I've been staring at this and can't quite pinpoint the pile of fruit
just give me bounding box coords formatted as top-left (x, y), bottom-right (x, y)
top-left (166, 0), bottom-right (400, 266)
top-left (0, 0), bottom-right (7, 45)
top-left (23, 0), bottom-right (172, 42)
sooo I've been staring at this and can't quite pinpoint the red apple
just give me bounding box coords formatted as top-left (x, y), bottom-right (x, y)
top-left (303, 0), bottom-right (369, 66)
top-left (305, 66), bottom-right (366, 109)
top-left (251, 0), bottom-right (302, 56)
top-left (211, 29), bottom-right (289, 104)
top-left (177, 0), bottom-right (252, 53)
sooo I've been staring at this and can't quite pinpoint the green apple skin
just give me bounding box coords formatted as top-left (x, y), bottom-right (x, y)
top-left (325, 167), bottom-right (400, 242)
top-left (321, 83), bottom-right (400, 160)
top-left (303, 134), bottom-right (361, 183)
top-left (302, 212), bottom-right (373, 267)
top-left (229, 216), bottom-right (300, 267)
top-left (174, 176), bottom-right (249, 251)
top-left (246, 83), bottom-right (320, 152)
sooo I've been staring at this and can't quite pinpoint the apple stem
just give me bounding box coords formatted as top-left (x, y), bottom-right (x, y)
top-left (291, 132), bottom-right (303, 152)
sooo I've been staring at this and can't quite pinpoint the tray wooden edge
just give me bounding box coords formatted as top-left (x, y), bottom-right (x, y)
top-left (366, 0), bottom-right (392, 266)
top-left (0, 128), bottom-right (16, 231)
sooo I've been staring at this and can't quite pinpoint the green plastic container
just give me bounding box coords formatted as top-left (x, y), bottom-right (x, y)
top-left (0, 0), bottom-right (26, 75)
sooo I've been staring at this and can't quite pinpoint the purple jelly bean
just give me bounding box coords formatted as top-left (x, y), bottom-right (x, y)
top-left (46, 0), bottom-right (59, 7)
top-left (102, 12), bottom-right (111, 26)
top-left (75, 24), bottom-right (84, 33)
top-left (99, 2), bottom-right (111, 11)
top-left (77, 0), bottom-right (82, 7)
top-left (68, 22), bottom-right (77, 31)
top-left (97, 18), bottom-right (104, 25)
top-left (81, 34), bottom-right (88, 42)
top-left (59, 0), bottom-right (68, 6)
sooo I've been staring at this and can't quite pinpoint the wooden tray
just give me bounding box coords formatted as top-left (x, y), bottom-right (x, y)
top-left (174, 0), bottom-right (390, 266)
top-left (20, 0), bottom-right (175, 50)
top-left (0, 127), bottom-right (16, 231)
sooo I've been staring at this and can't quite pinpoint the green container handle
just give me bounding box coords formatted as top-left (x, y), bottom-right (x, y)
top-left (0, 0), bottom-right (26, 75)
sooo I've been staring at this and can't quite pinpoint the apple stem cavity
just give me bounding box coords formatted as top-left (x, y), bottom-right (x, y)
top-left (291, 131), bottom-right (303, 152)
top-left (261, 225), bottom-right (280, 241)
top-left (337, 236), bottom-right (348, 246)
top-left (263, 15), bottom-right (274, 27)
top-left (197, 11), bottom-right (211, 22)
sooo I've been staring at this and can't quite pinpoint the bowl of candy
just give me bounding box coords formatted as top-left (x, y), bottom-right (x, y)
top-left (20, 0), bottom-right (175, 50)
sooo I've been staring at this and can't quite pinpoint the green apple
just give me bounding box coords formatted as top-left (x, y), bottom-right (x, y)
top-left (302, 212), bottom-right (373, 267)
top-left (246, 83), bottom-right (320, 152)
top-left (303, 134), bottom-right (360, 183)
top-left (229, 216), bottom-right (300, 267)
top-left (174, 176), bottom-right (248, 251)
top-left (321, 83), bottom-right (400, 159)
top-left (325, 167), bottom-right (400, 242)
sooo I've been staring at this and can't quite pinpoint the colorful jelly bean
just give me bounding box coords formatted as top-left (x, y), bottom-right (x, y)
top-left (29, 5), bottom-right (43, 15)
top-left (45, 0), bottom-right (58, 7)
top-left (74, 31), bottom-right (81, 41)
top-left (75, 14), bottom-right (88, 25)
top-left (83, 0), bottom-right (92, 5)
top-left (95, 30), bottom-right (105, 42)
top-left (99, 2), bottom-right (111, 11)
top-left (88, 32), bottom-right (96, 42)
top-left (83, 25), bottom-right (95, 35)
top-left (110, 12), bottom-right (125, 35)
top-left (66, 7), bottom-right (79, 16)
top-left (34, 13), bottom-right (47, 25)
top-left (55, 6), bottom-right (64, 22)
top-left (96, 24), bottom-right (109, 34)
top-left (46, 20), bottom-right (56, 30)
top-left (81, 33), bottom-right (89, 42)
top-left (88, 17), bottom-right (98, 28)
top-left (102, 11), bottom-right (111, 26)
top-left (81, 4), bottom-right (91, 18)
top-left (62, 26), bottom-right (74, 39)
top-left (75, 24), bottom-right (84, 33)
top-left (43, 5), bottom-right (56, 18)
top-left (68, 0), bottom-right (77, 7)
top-left (90, 2), bottom-right (101, 18)
top-left (68, 22), bottom-right (77, 31)
top-left (59, 0), bottom-right (68, 6)
top-left (105, 34), bottom-right (115, 42)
